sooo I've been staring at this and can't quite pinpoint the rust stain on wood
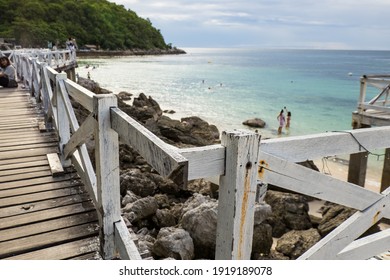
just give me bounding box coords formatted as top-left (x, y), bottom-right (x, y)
top-left (258, 160), bottom-right (268, 180)
top-left (238, 161), bottom-right (252, 259)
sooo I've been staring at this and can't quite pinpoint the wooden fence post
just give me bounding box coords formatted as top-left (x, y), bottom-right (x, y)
top-left (94, 94), bottom-right (121, 259)
top-left (381, 148), bottom-right (390, 192)
top-left (216, 130), bottom-right (261, 260)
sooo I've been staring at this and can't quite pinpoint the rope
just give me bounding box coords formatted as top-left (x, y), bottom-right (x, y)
top-left (321, 157), bottom-right (332, 175)
top-left (330, 130), bottom-right (385, 160)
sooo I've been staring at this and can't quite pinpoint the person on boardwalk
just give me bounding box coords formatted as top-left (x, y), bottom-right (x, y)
top-left (66, 37), bottom-right (77, 52)
top-left (277, 109), bottom-right (285, 135)
top-left (0, 56), bottom-right (17, 88)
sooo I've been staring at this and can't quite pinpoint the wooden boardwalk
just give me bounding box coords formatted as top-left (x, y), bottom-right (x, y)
top-left (0, 87), bottom-right (100, 260)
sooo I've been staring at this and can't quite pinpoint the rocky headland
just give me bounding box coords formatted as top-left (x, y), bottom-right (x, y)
top-left (75, 77), bottom-right (379, 260)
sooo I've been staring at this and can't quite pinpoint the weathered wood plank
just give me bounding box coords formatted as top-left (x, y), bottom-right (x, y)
top-left (94, 95), bottom-right (120, 259)
top-left (0, 116), bottom-right (43, 125)
top-left (0, 124), bottom-right (38, 131)
top-left (3, 236), bottom-right (100, 260)
top-left (0, 159), bottom-right (48, 172)
top-left (0, 185), bottom-right (86, 207)
top-left (47, 153), bottom-right (64, 176)
top-left (0, 155), bottom-right (47, 166)
top-left (259, 152), bottom-right (383, 211)
top-left (71, 147), bottom-right (97, 205)
top-left (0, 211), bottom-right (97, 242)
top-left (63, 114), bottom-right (96, 159)
top-left (65, 79), bottom-right (94, 112)
top-left (56, 76), bottom-right (71, 167)
top-left (299, 189), bottom-right (390, 259)
top-left (337, 228), bottom-right (390, 259)
top-left (0, 170), bottom-right (54, 183)
top-left (0, 193), bottom-right (88, 218)
top-left (260, 126), bottom-right (390, 162)
top-left (111, 107), bottom-right (188, 185)
top-left (0, 222), bottom-right (99, 258)
top-left (0, 165), bottom-right (50, 177)
top-left (0, 106), bottom-right (38, 113)
top-left (0, 131), bottom-right (56, 141)
top-left (114, 218), bottom-right (142, 260)
top-left (0, 201), bottom-right (95, 230)
top-left (0, 172), bottom-right (77, 190)
top-left (0, 146), bottom-right (59, 160)
top-left (0, 136), bottom-right (58, 148)
top-left (178, 144), bottom-right (225, 180)
top-left (216, 130), bottom-right (261, 260)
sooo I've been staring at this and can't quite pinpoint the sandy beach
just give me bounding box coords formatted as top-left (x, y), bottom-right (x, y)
top-left (313, 156), bottom-right (383, 193)
top-left (309, 156), bottom-right (382, 217)
top-left (311, 157), bottom-right (389, 229)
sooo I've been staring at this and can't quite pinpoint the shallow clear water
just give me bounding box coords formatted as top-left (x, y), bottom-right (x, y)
top-left (76, 48), bottom-right (390, 173)
top-left (76, 48), bottom-right (390, 140)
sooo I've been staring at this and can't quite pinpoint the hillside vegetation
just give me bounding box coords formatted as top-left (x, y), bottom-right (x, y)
top-left (0, 0), bottom-right (171, 50)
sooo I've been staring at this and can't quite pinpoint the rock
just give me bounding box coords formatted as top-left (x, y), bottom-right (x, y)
top-left (152, 209), bottom-right (177, 228)
top-left (77, 77), bottom-right (112, 94)
top-left (254, 202), bottom-right (272, 225)
top-left (117, 91), bottom-right (132, 101)
top-left (180, 199), bottom-right (218, 259)
top-left (122, 196), bottom-right (158, 222)
top-left (121, 190), bottom-right (141, 207)
top-left (275, 228), bottom-right (321, 259)
top-left (152, 227), bottom-right (194, 260)
top-left (120, 171), bottom-right (157, 197)
top-left (318, 204), bottom-right (356, 237)
top-left (187, 179), bottom-right (219, 199)
top-left (180, 193), bottom-right (210, 218)
top-left (153, 194), bottom-right (171, 209)
top-left (251, 223), bottom-right (273, 258)
top-left (243, 118), bottom-right (266, 128)
top-left (265, 190), bottom-right (312, 237)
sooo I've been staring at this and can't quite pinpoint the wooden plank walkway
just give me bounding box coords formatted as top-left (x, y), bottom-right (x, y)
top-left (0, 87), bottom-right (101, 260)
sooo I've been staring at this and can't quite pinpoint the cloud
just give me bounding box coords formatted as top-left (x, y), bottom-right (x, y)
top-left (109, 0), bottom-right (390, 49)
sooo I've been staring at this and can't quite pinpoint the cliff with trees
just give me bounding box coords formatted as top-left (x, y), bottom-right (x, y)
top-left (0, 0), bottom-right (175, 51)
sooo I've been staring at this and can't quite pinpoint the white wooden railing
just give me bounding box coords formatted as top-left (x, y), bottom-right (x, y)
top-left (7, 49), bottom-right (390, 260)
top-left (358, 74), bottom-right (390, 114)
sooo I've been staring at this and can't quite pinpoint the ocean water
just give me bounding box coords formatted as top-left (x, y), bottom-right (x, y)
top-left (76, 48), bottom-right (390, 177)
top-left (76, 48), bottom-right (390, 141)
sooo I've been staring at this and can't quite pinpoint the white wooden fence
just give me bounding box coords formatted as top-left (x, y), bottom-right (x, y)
top-left (358, 74), bottom-right (390, 115)
top-left (7, 49), bottom-right (390, 260)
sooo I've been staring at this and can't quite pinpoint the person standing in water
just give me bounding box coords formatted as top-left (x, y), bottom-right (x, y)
top-left (277, 109), bottom-right (285, 135)
top-left (286, 111), bottom-right (291, 128)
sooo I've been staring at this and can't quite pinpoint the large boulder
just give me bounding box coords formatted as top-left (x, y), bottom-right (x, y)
top-left (275, 228), bottom-right (321, 259)
top-left (180, 199), bottom-right (218, 259)
top-left (152, 227), bottom-right (194, 260)
top-left (122, 196), bottom-right (158, 223)
top-left (243, 118), bottom-right (266, 128)
top-left (318, 204), bottom-right (356, 237)
top-left (265, 190), bottom-right (313, 237)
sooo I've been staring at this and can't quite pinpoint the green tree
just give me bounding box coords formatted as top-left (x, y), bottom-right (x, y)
top-left (0, 0), bottom-right (171, 50)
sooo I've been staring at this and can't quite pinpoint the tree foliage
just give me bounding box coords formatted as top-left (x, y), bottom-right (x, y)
top-left (0, 0), bottom-right (169, 50)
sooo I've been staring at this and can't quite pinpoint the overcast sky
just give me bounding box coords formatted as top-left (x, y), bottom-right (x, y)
top-left (109, 0), bottom-right (390, 50)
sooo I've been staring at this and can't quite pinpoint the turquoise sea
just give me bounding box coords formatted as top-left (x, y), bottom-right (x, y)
top-left (76, 48), bottom-right (390, 140)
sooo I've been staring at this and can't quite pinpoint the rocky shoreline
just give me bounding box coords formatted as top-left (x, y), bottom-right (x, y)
top-left (75, 77), bottom-right (379, 260)
top-left (76, 48), bottom-right (186, 58)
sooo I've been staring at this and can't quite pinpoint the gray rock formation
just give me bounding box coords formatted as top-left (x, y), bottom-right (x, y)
top-left (243, 118), bottom-right (266, 128)
top-left (152, 227), bottom-right (194, 260)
